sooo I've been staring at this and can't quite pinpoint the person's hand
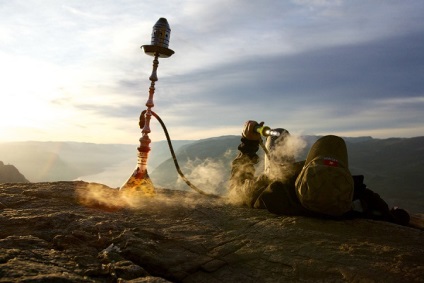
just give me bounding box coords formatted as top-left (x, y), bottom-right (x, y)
top-left (242, 120), bottom-right (264, 141)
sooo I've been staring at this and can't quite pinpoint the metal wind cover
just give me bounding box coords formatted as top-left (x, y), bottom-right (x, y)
top-left (151, 18), bottom-right (171, 48)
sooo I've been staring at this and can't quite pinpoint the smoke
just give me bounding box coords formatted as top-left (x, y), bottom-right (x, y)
top-left (175, 157), bottom-right (230, 195)
top-left (77, 183), bottom-right (127, 211)
top-left (275, 134), bottom-right (307, 160)
top-left (76, 182), bottom-right (222, 212)
top-left (264, 134), bottom-right (307, 181)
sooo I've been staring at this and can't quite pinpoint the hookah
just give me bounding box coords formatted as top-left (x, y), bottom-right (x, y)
top-left (119, 18), bottom-right (217, 197)
top-left (119, 18), bottom-right (174, 196)
top-left (119, 18), bottom-right (283, 198)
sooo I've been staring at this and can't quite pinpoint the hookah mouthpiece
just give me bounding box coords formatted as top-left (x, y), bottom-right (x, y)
top-left (255, 125), bottom-right (281, 137)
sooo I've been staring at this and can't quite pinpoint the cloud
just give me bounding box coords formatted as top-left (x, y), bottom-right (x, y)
top-left (146, 29), bottom-right (424, 129)
top-left (1, 1), bottom-right (424, 142)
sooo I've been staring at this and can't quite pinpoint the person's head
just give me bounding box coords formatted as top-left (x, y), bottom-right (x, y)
top-left (264, 128), bottom-right (296, 179)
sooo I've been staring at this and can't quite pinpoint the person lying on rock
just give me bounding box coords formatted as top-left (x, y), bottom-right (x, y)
top-left (229, 120), bottom-right (410, 226)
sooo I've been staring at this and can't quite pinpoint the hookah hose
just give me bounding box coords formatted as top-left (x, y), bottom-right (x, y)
top-left (139, 110), bottom-right (220, 198)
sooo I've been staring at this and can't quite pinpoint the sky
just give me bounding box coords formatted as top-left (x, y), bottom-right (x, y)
top-left (1, 0), bottom-right (424, 144)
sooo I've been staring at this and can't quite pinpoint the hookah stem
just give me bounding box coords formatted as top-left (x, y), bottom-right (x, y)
top-left (142, 53), bottom-right (159, 137)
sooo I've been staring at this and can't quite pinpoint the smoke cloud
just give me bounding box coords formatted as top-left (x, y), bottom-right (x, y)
top-left (175, 158), bottom-right (230, 195)
top-left (76, 182), bottom-right (222, 212)
top-left (264, 134), bottom-right (307, 181)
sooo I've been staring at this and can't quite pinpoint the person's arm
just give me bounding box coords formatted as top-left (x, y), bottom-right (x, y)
top-left (229, 121), bottom-right (269, 207)
top-left (352, 175), bottom-right (409, 225)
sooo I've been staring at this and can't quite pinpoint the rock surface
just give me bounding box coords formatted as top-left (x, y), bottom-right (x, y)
top-left (0, 181), bottom-right (423, 282)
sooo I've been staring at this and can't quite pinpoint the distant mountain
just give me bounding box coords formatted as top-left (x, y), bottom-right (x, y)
top-left (0, 161), bottom-right (29, 183)
top-left (346, 136), bottom-right (424, 212)
top-left (149, 140), bottom-right (195, 170)
top-left (151, 135), bottom-right (424, 213)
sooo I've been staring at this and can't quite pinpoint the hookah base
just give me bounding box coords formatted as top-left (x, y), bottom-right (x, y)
top-left (119, 172), bottom-right (156, 197)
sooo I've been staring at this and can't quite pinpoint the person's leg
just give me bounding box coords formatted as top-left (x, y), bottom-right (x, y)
top-left (254, 180), bottom-right (307, 215)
